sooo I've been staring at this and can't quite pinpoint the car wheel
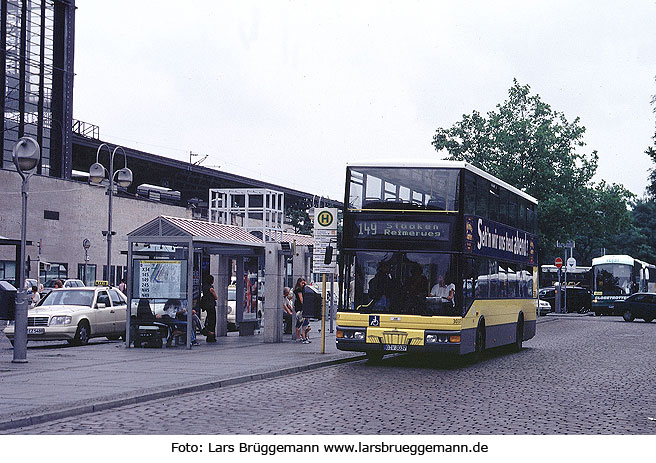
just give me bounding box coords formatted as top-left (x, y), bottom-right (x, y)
top-left (622, 311), bottom-right (635, 322)
top-left (365, 351), bottom-right (384, 364)
top-left (511, 315), bottom-right (524, 352)
top-left (72, 321), bottom-right (90, 345)
top-left (643, 317), bottom-right (654, 323)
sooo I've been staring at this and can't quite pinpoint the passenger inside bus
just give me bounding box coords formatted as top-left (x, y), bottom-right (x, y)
top-left (355, 253), bottom-right (458, 316)
top-left (405, 263), bottom-right (429, 314)
top-left (368, 260), bottom-right (398, 312)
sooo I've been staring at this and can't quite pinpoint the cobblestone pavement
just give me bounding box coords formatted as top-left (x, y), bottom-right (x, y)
top-left (5, 316), bottom-right (656, 435)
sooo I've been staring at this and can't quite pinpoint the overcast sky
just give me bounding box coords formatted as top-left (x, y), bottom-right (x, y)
top-left (73, 1), bottom-right (656, 202)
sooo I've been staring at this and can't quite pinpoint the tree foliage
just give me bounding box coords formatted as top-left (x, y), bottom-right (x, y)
top-left (608, 199), bottom-right (656, 264)
top-left (647, 77), bottom-right (656, 198)
top-left (286, 200), bottom-right (312, 235)
top-left (432, 80), bottom-right (632, 265)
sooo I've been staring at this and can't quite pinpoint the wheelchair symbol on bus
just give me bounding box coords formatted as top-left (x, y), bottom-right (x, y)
top-left (369, 315), bottom-right (380, 327)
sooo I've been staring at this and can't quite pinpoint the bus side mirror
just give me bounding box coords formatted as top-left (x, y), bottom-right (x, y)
top-left (324, 245), bottom-right (333, 265)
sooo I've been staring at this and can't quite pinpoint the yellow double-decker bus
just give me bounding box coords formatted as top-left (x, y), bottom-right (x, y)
top-left (336, 161), bottom-right (538, 361)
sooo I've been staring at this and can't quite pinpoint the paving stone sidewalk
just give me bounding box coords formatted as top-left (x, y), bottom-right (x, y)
top-left (0, 321), bottom-right (362, 431)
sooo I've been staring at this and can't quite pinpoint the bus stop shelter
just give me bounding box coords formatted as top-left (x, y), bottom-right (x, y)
top-left (126, 215), bottom-right (266, 349)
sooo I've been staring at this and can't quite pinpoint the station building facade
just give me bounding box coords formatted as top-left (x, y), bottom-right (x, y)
top-left (0, 1), bottom-right (339, 288)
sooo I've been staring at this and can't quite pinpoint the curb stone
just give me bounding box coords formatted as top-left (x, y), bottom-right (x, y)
top-left (0, 353), bottom-right (366, 432)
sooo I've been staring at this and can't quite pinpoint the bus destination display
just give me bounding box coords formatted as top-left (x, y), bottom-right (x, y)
top-left (354, 219), bottom-right (450, 241)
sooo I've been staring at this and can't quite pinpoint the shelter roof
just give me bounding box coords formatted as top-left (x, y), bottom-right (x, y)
top-left (281, 232), bottom-right (314, 246)
top-left (128, 216), bottom-right (264, 247)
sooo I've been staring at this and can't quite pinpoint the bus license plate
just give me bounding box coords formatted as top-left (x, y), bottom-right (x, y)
top-left (27, 328), bottom-right (45, 335)
top-left (383, 344), bottom-right (407, 352)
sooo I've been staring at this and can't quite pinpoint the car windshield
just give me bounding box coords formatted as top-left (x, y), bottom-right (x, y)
top-left (40, 290), bottom-right (94, 307)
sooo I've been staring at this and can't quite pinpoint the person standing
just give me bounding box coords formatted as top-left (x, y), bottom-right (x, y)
top-left (293, 278), bottom-right (310, 343)
top-left (201, 275), bottom-right (218, 342)
top-left (30, 285), bottom-right (40, 308)
top-left (118, 278), bottom-right (127, 294)
top-left (283, 287), bottom-right (294, 334)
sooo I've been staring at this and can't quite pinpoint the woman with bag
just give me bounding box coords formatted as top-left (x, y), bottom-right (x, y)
top-left (201, 274), bottom-right (218, 342)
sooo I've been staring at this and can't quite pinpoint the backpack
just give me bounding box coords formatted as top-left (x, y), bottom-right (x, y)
top-left (200, 289), bottom-right (215, 311)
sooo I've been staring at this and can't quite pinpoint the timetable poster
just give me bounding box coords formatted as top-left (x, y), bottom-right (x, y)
top-left (135, 260), bottom-right (186, 299)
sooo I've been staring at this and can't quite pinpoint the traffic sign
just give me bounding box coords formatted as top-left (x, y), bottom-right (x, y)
top-left (555, 257), bottom-right (563, 269)
top-left (313, 208), bottom-right (338, 274)
top-left (567, 257), bottom-right (576, 271)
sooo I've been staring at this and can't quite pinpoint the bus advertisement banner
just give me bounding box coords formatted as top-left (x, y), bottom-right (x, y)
top-left (464, 215), bottom-right (537, 265)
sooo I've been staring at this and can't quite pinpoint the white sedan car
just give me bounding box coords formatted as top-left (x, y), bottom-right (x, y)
top-left (3, 287), bottom-right (127, 346)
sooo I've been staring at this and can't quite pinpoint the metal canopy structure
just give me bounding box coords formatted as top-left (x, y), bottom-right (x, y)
top-left (209, 188), bottom-right (284, 243)
top-left (127, 216), bottom-right (265, 349)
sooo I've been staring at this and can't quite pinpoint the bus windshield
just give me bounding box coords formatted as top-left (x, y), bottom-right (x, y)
top-left (594, 264), bottom-right (633, 295)
top-left (348, 167), bottom-right (460, 211)
top-left (346, 250), bottom-right (459, 316)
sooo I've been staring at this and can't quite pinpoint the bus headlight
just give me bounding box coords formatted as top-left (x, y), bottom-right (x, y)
top-left (426, 334), bottom-right (456, 343)
top-left (338, 330), bottom-right (365, 340)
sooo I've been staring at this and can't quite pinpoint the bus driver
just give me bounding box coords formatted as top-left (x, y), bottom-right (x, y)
top-left (430, 275), bottom-right (455, 305)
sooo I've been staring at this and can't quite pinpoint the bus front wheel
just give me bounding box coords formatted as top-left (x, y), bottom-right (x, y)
top-left (471, 321), bottom-right (486, 362)
top-left (511, 316), bottom-right (524, 352)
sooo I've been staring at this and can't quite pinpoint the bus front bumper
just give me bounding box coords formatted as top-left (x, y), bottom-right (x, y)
top-left (335, 326), bottom-right (462, 355)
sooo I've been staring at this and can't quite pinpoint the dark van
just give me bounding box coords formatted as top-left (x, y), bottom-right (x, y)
top-left (538, 286), bottom-right (592, 314)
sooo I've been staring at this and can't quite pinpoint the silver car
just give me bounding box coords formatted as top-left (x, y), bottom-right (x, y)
top-left (3, 287), bottom-right (127, 346)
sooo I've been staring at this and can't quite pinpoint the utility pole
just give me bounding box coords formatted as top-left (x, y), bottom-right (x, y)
top-left (557, 240), bottom-right (576, 313)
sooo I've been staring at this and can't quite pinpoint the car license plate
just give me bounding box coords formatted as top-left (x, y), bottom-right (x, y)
top-left (27, 328), bottom-right (45, 335)
top-left (383, 344), bottom-right (407, 352)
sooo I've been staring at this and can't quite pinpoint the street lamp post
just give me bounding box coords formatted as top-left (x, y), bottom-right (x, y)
top-left (89, 144), bottom-right (132, 286)
top-left (82, 239), bottom-right (91, 285)
top-left (12, 137), bottom-right (41, 363)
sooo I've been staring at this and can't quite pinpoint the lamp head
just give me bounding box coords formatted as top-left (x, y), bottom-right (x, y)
top-left (12, 137), bottom-right (41, 173)
top-left (116, 167), bottom-right (133, 187)
top-left (89, 162), bottom-right (106, 183)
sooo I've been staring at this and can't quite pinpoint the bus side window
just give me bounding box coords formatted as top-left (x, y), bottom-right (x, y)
top-left (489, 260), bottom-right (499, 298)
top-left (463, 258), bottom-right (475, 299)
top-left (464, 174), bottom-right (476, 215)
top-left (476, 178), bottom-right (489, 217)
top-left (474, 258), bottom-right (489, 299)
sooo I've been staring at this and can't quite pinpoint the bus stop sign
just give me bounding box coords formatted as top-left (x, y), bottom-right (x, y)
top-left (555, 257), bottom-right (563, 269)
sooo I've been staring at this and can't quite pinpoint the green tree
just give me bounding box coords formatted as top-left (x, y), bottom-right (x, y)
top-left (286, 200), bottom-right (312, 235)
top-left (432, 79), bottom-right (631, 265)
top-left (608, 199), bottom-right (656, 264)
top-left (647, 77), bottom-right (656, 197)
